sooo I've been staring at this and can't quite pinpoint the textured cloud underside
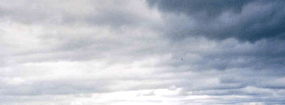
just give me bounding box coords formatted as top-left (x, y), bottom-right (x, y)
top-left (0, 0), bottom-right (284, 105)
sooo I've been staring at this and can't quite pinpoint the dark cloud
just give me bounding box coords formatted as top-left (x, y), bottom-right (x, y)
top-left (1, 0), bottom-right (285, 105)
top-left (148, 0), bottom-right (253, 19)
top-left (148, 0), bottom-right (285, 42)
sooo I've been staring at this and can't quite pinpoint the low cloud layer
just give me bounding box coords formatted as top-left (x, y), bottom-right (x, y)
top-left (149, 0), bottom-right (285, 42)
top-left (0, 0), bottom-right (284, 105)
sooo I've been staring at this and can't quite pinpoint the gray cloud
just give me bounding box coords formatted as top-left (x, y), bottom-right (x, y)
top-left (148, 0), bottom-right (253, 19)
top-left (0, 0), bottom-right (284, 105)
top-left (148, 0), bottom-right (285, 42)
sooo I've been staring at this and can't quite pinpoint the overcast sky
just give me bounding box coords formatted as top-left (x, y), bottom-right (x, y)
top-left (0, 0), bottom-right (285, 105)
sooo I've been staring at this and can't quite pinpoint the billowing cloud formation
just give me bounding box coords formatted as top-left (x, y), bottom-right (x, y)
top-left (148, 0), bottom-right (285, 42)
top-left (0, 0), bottom-right (284, 105)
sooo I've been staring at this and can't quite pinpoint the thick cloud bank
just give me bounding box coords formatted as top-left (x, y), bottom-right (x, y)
top-left (0, 0), bottom-right (284, 105)
top-left (148, 0), bottom-right (285, 42)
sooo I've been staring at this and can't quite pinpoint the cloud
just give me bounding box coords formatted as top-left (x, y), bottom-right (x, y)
top-left (148, 0), bottom-right (285, 42)
top-left (0, 0), bottom-right (284, 105)
top-left (148, 0), bottom-right (253, 19)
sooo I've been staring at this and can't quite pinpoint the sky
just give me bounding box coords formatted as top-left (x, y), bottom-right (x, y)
top-left (0, 0), bottom-right (285, 105)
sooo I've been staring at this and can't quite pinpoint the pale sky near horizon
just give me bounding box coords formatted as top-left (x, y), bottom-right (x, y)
top-left (0, 0), bottom-right (285, 105)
